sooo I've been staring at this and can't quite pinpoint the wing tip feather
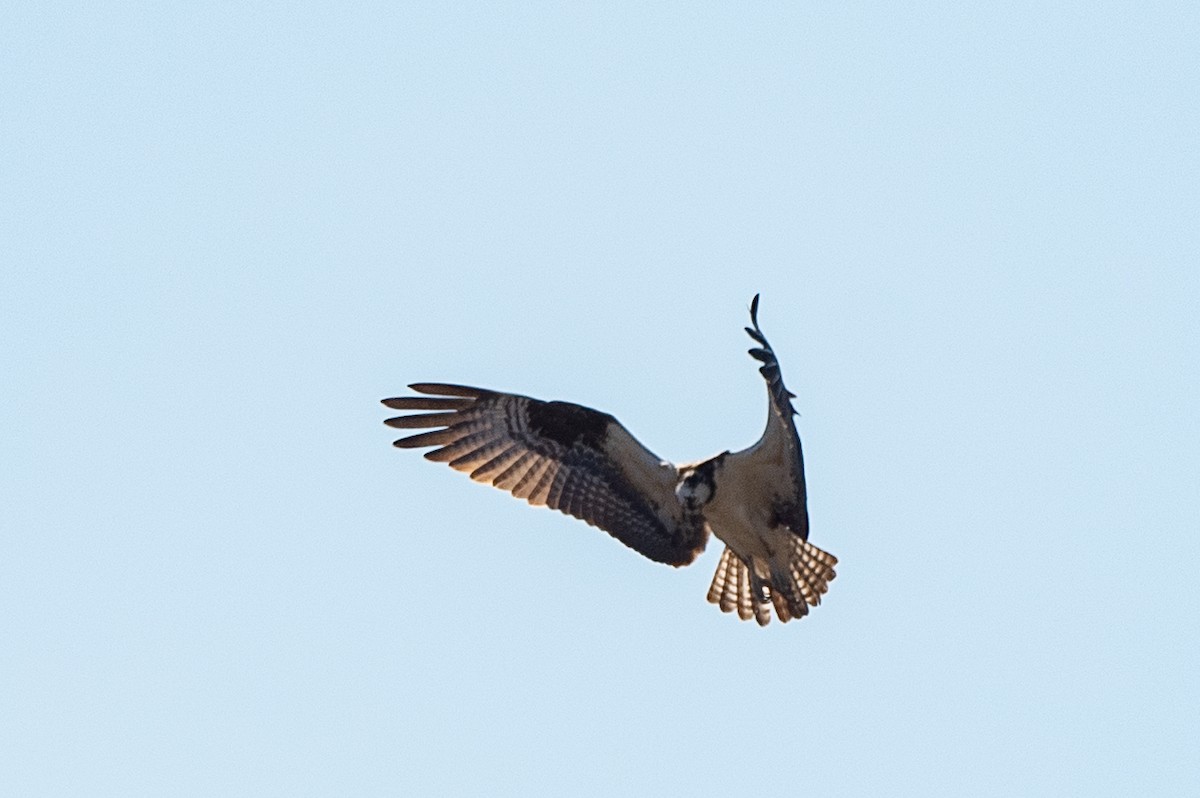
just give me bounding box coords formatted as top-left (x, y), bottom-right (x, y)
top-left (408, 383), bottom-right (484, 397)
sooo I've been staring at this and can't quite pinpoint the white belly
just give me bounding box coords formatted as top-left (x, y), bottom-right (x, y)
top-left (700, 435), bottom-right (802, 570)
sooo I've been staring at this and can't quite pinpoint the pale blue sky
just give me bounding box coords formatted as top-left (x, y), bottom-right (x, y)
top-left (2, 3), bottom-right (1198, 796)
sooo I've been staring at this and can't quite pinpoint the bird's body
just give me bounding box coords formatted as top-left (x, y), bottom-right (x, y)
top-left (382, 295), bottom-right (836, 625)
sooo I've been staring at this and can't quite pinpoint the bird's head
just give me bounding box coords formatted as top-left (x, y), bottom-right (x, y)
top-left (675, 471), bottom-right (712, 506)
top-left (675, 454), bottom-right (726, 508)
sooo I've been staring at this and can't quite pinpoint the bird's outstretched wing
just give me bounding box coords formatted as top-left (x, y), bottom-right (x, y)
top-left (743, 295), bottom-right (810, 537)
top-left (746, 294), bottom-right (800, 424)
top-left (382, 384), bottom-right (708, 566)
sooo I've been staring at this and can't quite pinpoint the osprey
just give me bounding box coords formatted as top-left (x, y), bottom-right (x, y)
top-left (382, 295), bottom-right (836, 625)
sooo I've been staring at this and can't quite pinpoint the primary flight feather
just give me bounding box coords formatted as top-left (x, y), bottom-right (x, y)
top-left (382, 295), bottom-right (836, 625)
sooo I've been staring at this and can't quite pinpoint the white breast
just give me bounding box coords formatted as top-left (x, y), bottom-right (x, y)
top-left (703, 440), bottom-right (795, 564)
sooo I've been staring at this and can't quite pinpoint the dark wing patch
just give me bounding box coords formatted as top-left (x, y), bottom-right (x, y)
top-left (770, 497), bottom-right (810, 541)
top-left (526, 400), bottom-right (613, 449)
top-left (383, 384), bottom-right (706, 566)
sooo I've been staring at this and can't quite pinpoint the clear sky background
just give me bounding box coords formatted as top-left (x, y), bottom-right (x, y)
top-left (3, 3), bottom-right (1198, 796)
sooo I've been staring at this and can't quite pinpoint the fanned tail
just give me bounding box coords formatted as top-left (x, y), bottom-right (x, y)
top-left (770, 537), bottom-right (838, 622)
top-left (706, 547), bottom-right (771, 626)
top-left (707, 540), bottom-right (837, 625)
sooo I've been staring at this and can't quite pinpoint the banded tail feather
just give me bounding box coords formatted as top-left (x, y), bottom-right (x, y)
top-left (706, 539), bottom-right (838, 625)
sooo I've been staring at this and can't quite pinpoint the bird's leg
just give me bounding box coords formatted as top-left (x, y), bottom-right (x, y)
top-left (749, 569), bottom-right (771, 606)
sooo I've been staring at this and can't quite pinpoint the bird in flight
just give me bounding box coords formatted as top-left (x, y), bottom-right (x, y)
top-left (381, 295), bottom-right (836, 625)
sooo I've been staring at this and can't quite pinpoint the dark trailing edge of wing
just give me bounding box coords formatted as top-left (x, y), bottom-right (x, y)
top-left (745, 294), bottom-right (798, 418)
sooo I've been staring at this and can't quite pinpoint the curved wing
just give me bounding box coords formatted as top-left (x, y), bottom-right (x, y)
top-left (745, 294), bottom-right (800, 425)
top-left (382, 383), bottom-right (707, 566)
top-left (743, 295), bottom-right (810, 536)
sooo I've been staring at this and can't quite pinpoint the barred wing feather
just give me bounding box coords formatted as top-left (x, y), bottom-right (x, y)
top-left (382, 384), bottom-right (707, 566)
